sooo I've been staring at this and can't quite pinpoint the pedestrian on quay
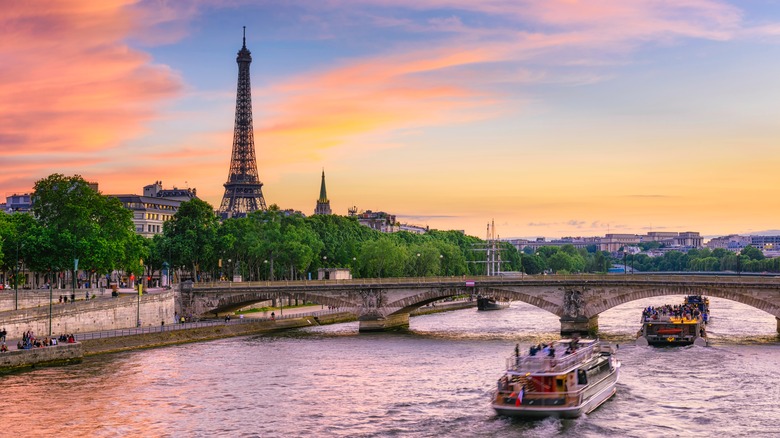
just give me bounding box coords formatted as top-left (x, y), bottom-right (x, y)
top-left (0, 328), bottom-right (6, 342)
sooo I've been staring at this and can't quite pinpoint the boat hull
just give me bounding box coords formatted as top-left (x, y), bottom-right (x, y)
top-left (477, 296), bottom-right (509, 311)
top-left (637, 336), bottom-right (707, 347)
top-left (477, 302), bottom-right (509, 311)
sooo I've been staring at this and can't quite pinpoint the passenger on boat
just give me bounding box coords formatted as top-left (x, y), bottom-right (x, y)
top-left (529, 345), bottom-right (539, 356)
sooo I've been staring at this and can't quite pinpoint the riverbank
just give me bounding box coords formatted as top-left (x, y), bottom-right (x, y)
top-left (79, 301), bottom-right (476, 356)
top-left (0, 342), bottom-right (83, 374)
top-left (2, 301), bottom-right (477, 367)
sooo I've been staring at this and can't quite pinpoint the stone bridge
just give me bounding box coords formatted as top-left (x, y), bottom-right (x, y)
top-left (181, 274), bottom-right (780, 334)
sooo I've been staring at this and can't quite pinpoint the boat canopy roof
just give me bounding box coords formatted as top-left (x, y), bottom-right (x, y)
top-left (504, 339), bottom-right (607, 376)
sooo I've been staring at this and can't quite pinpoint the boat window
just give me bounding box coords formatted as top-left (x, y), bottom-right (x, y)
top-left (577, 369), bottom-right (587, 385)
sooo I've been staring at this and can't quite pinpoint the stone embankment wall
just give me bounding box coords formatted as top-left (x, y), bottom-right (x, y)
top-left (0, 288), bottom-right (109, 312)
top-left (81, 313), bottom-right (356, 356)
top-left (0, 291), bottom-right (175, 339)
top-left (0, 343), bottom-right (83, 374)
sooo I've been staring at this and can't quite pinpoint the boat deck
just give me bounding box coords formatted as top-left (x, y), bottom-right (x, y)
top-left (505, 339), bottom-right (606, 375)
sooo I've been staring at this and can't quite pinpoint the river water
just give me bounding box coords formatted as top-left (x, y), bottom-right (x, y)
top-left (3, 296), bottom-right (779, 437)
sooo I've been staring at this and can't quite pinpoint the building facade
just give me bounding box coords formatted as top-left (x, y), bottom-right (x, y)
top-left (348, 207), bottom-right (399, 233)
top-left (1, 193), bottom-right (32, 213)
top-left (111, 182), bottom-right (198, 238)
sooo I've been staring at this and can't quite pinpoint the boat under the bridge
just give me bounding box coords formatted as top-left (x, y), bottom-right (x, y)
top-left (476, 295), bottom-right (510, 311)
top-left (636, 296), bottom-right (709, 347)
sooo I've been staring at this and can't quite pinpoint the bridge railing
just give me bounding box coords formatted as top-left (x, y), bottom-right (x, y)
top-left (191, 273), bottom-right (780, 289)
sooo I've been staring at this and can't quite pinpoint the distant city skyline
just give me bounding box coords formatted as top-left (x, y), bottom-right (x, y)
top-left (3, 1), bottom-right (780, 238)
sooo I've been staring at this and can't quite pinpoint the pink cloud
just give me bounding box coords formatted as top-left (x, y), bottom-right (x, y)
top-left (0, 1), bottom-right (184, 193)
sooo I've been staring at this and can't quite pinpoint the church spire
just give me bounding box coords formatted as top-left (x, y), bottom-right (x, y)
top-left (314, 169), bottom-right (332, 215)
top-left (318, 169), bottom-right (328, 203)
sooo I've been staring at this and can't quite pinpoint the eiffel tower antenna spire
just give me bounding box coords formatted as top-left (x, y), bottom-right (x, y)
top-left (218, 27), bottom-right (267, 218)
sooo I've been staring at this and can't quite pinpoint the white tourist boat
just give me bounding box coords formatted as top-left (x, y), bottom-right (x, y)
top-left (491, 338), bottom-right (620, 419)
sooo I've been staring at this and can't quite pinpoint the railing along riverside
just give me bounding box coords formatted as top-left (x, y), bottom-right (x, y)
top-left (191, 274), bottom-right (780, 289)
top-left (506, 341), bottom-right (600, 373)
top-left (73, 308), bottom-right (344, 341)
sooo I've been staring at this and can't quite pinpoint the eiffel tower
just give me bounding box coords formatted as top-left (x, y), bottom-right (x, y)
top-left (218, 27), bottom-right (267, 218)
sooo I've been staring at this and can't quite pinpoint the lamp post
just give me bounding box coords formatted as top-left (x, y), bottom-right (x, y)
top-left (416, 253), bottom-right (421, 277)
top-left (520, 250), bottom-right (524, 279)
top-left (264, 259), bottom-right (269, 281)
top-left (14, 242), bottom-right (19, 311)
top-left (137, 258), bottom-right (143, 327)
top-left (49, 280), bottom-right (53, 336)
top-left (73, 258), bottom-right (78, 302)
top-left (623, 249), bottom-right (627, 275)
top-left (228, 258), bottom-right (232, 282)
top-left (439, 254), bottom-right (444, 277)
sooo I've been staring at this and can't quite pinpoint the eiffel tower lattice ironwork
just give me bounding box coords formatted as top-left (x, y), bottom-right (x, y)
top-left (219, 27), bottom-right (267, 218)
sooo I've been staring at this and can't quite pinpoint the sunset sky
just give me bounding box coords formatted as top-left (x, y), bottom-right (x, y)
top-left (3, 1), bottom-right (780, 239)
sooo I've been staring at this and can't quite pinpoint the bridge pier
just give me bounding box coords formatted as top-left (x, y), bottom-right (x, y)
top-left (358, 313), bottom-right (410, 332)
top-left (560, 315), bottom-right (598, 337)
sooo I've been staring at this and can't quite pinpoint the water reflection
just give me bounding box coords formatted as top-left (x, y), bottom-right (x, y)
top-left (1, 295), bottom-right (778, 437)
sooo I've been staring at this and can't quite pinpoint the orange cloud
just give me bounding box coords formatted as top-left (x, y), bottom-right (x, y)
top-left (255, 46), bottom-right (505, 167)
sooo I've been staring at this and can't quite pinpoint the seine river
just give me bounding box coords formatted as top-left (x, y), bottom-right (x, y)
top-left (3, 296), bottom-right (779, 437)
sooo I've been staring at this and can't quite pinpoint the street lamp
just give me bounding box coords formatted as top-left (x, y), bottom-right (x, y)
top-left (48, 278), bottom-right (53, 336)
top-left (228, 258), bottom-right (232, 282)
top-left (137, 258), bottom-right (143, 327)
top-left (623, 249), bottom-right (627, 275)
top-left (519, 251), bottom-right (524, 279)
top-left (264, 259), bottom-right (269, 281)
top-left (14, 241), bottom-right (25, 311)
top-left (14, 243), bottom-right (19, 311)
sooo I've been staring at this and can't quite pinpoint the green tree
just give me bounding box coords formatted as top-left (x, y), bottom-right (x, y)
top-left (521, 254), bottom-right (545, 275)
top-left (164, 198), bottom-right (219, 282)
top-left (740, 245), bottom-right (764, 261)
top-left (31, 174), bottom-right (135, 285)
top-left (359, 237), bottom-right (407, 277)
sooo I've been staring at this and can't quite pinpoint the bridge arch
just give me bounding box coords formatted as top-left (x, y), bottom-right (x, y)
top-left (585, 286), bottom-right (780, 320)
top-left (192, 291), bottom-right (356, 317)
top-left (478, 286), bottom-right (561, 316)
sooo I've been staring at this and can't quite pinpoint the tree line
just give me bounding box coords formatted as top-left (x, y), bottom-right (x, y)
top-left (2, 174), bottom-right (630, 288)
top-left (625, 246), bottom-right (780, 273)
top-left (22, 174), bottom-right (777, 287)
